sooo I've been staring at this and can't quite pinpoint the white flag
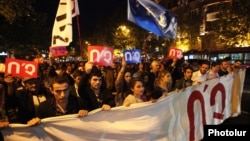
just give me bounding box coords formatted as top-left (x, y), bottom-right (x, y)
top-left (51, 0), bottom-right (79, 47)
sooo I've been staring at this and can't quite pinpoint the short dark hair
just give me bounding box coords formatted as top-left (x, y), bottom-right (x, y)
top-left (88, 66), bottom-right (107, 89)
top-left (57, 63), bottom-right (67, 70)
top-left (89, 66), bottom-right (102, 78)
top-left (211, 61), bottom-right (220, 67)
top-left (201, 60), bottom-right (210, 66)
top-left (72, 70), bottom-right (83, 78)
top-left (234, 60), bottom-right (242, 63)
top-left (219, 59), bottom-right (229, 65)
top-left (223, 56), bottom-right (231, 61)
top-left (50, 76), bottom-right (70, 88)
top-left (183, 66), bottom-right (193, 73)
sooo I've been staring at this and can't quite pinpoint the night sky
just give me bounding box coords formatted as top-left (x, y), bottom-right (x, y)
top-left (35, 0), bottom-right (127, 38)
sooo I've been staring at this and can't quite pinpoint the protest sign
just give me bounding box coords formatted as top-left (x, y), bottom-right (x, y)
top-left (123, 49), bottom-right (142, 64)
top-left (50, 46), bottom-right (68, 57)
top-left (5, 58), bottom-right (38, 78)
top-left (168, 47), bottom-right (183, 59)
top-left (88, 46), bottom-right (113, 66)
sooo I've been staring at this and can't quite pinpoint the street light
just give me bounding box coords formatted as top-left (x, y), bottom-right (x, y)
top-left (85, 41), bottom-right (90, 46)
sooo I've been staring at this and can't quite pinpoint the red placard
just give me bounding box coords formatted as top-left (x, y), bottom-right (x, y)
top-left (168, 47), bottom-right (183, 59)
top-left (50, 46), bottom-right (68, 57)
top-left (88, 46), bottom-right (113, 66)
top-left (5, 58), bottom-right (38, 78)
top-left (34, 57), bottom-right (45, 64)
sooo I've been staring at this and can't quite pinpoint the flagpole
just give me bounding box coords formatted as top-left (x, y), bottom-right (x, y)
top-left (76, 15), bottom-right (83, 57)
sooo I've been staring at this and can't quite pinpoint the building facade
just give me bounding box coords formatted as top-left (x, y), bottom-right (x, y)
top-left (161, 0), bottom-right (232, 51)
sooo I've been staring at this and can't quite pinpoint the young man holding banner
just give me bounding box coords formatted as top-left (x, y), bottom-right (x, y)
top-left (191, 61), bottom-right (210, 85)
top-left (78, 62), bottom-right (115, 111)
top-left (27, 76), bottom-right (88, 126)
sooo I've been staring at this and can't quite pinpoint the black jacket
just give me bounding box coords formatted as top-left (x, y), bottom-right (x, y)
top-left (37, 95), bottom-right (87, 119)
top-left (78, 71), bottom-right (115, 111)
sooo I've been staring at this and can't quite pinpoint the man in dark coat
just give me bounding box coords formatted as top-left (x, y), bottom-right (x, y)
top-left (78, 62), bottom-right (115, 111)
top-left (27, 76), bottom-right (88, 126)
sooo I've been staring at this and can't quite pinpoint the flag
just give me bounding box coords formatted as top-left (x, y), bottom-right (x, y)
top-left (51, 0), bottom-right (79, 47)
top-left (127, 0), bottom-right (177, 39)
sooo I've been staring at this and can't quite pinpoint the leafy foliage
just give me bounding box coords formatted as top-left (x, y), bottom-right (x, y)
top-left (89, 5), bottom-right (145, 50)
top-left (0, 0), bottom-right (50, 59)
top-left (173, 5), bottom-right (201, 50)
top-left (216, 0), bottom-right (250, 47)
top-left (0, 0), bottom-right (35, 23)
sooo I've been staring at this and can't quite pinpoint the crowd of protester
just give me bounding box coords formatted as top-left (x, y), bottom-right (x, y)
top-left (0, 56), bottom-right (243, 129)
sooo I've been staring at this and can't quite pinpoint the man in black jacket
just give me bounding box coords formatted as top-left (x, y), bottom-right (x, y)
top-left (218, 57), bottom-right (230, 76)
top-left (78, 62), bottom-right (115, 111)
top-left (27, 75), bottom-right (88, 126)
top-left (175, 66), bottom-right (193, 91)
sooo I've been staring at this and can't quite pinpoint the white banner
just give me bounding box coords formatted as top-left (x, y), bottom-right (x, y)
top-left (2, 70), bottom-right (246, 141)
top-left (51, 0), bottom-right (79, 47)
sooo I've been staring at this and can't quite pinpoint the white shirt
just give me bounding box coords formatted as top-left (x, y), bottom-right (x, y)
top-left (207, 70), bottom-right (219, 80)
top-left (74, 83), bottom-right (80, 97)
top-left (191, 70), bottom-right (208, 85)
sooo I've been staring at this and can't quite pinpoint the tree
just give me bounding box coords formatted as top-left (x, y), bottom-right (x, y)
top-left (216, 0), bottom-right (250, 47)
top-left (0, 0), bottom-right (35, 23)
top-left (113, 24), bottom-right (144, 50)
top-left (0, 0), bottom-right (50, 59)
top-left (174, 5), bottom-right (201, 51)
top-left (89, 5), bottom-right (145, 51)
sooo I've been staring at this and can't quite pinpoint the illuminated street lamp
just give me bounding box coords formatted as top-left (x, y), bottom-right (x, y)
top-left (85, 41), bottom-right (90, 46)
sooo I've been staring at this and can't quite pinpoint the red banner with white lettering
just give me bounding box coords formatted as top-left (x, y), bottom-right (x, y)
top-left (50, 46), bottom-right (68, 57)
top-left (88, 46), bottom-right (113, 66)
top-left (168, 47), bottom-right (183, 59)
top-left (5, 58), bottom-right (38, 78)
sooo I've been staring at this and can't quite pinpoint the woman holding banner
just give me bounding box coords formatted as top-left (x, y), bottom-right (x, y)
top-left (123, 78), bottom-right (145, 107)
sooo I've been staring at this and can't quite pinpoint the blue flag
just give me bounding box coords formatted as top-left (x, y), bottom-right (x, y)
top-left (127, 0), bottom-right (177, 39)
